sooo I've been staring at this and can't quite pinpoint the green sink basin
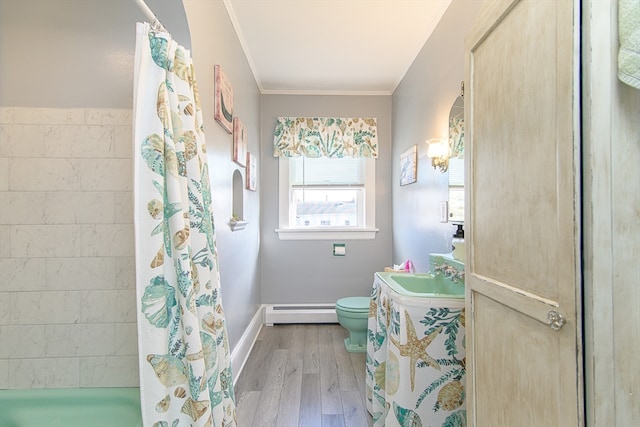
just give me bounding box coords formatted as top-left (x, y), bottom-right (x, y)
top-left (377, 272), bottom-right (464, 298)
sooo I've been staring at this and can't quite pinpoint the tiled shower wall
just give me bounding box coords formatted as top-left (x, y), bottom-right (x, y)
top-left (0, 107), bottom-right (138, 389)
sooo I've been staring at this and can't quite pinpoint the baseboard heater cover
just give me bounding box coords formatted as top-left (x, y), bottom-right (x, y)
top-left (264, 304), bottom-right (338, 325)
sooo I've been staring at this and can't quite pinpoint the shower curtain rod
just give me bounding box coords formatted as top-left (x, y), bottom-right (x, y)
top-left (134, 0), bottom-right (167, 32)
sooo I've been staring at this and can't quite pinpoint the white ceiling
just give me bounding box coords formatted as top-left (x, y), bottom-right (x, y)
top-left (223, 0), bottom-right (453, 95)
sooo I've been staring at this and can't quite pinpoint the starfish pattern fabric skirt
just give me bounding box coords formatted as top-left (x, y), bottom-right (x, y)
top-left (366, 275), bottom-right (466, 427)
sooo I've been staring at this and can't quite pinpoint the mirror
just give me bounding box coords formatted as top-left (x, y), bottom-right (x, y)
top-left (448, 90), bottom-right (464, 223)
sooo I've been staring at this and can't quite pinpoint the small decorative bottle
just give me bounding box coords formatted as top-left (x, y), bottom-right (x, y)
top-left (452, 223), bottom-right (465, 262)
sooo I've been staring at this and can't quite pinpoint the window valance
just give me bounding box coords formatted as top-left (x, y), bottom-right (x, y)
top-left (273, 117), bottom-right (378, 158)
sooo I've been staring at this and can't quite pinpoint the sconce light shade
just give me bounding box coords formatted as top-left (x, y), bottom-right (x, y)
top-left (426, 138), bottom-right (450, 172)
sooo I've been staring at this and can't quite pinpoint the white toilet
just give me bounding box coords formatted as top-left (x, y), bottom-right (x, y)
top-left (335, 296), bottom-right (370, 353)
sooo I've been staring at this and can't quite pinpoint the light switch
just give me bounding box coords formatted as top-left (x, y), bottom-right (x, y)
top-left (440, 201), bottom-right (449, 223)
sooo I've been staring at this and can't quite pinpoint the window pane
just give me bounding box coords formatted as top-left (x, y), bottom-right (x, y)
top-left (448, 187), bottom-right (465, 223)
top-left (448, 158), bottom-right (464, 186)
top-left (290, 157), bottom-right (364, 186)
top-left (292, 188), bottom-right (361, 227)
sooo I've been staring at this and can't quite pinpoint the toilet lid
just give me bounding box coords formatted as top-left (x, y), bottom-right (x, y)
top-left (336, 296), bottom-right (370, 313)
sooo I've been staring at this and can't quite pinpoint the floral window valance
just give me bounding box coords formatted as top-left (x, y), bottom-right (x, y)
top-left (273, 117), bottom-right (378, 158)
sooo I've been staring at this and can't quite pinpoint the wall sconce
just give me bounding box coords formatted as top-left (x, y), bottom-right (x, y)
top-left (426, 138), bottom-right (450, 172)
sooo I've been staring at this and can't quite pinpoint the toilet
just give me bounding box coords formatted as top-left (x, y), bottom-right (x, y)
top-left (335, 296), bottom-right (370, 353)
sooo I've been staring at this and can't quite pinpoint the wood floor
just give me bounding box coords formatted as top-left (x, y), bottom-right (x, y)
top-left (233, 324), bottom-right (374, 427)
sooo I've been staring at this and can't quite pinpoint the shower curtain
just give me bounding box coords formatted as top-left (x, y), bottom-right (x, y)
top-left (133, 22), bottom-right (236, 427)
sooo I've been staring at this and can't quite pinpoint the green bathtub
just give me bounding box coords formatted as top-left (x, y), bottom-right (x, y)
top-left (0, 387), bottom-right (142, 427)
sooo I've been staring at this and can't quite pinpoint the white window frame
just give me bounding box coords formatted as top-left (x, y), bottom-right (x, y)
top-left (276, 157), bottom-right (378, 240)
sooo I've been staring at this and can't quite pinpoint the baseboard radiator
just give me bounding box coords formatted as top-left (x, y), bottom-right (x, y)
top-left (264, 304), bottom-right (338, 326)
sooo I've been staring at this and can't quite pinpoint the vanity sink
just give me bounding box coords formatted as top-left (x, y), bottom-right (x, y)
top-left (376, 272), bottom-right (464, 298)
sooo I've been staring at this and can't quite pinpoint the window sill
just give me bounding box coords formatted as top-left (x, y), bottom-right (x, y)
top-left (275, 227), bottom-right (379, 240)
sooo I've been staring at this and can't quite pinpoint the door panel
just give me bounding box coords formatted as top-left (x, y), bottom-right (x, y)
top-left (465, 0), bottom-right (582, 425)
top-left (474, 293), bottom-right (561, 425)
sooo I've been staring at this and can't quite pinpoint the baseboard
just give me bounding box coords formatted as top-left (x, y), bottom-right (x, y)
top-left (264, 303), bottom-right (338, 326)
top-left (230, 305), bottom-right (264, 387)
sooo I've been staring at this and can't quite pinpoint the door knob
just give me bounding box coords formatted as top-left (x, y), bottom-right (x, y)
top-left (547, 310), bottom-right (566, 331)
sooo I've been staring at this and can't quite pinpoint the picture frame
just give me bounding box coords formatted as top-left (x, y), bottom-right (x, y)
top-left (214, 65), bottom-right (233, 133)
top-left (233, 117), bottom-right (247, 167)
top-left (400, 145), bottom-right (418, 186)
top-left (246, 152), bottom-right (257, 191)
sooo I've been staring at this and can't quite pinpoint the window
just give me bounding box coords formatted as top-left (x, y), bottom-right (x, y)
top-left (272, 116), bottom-right (379, 240)
top-left (277, 157), bottom-right (378, 240)
top-left (447, 157), bottom-right (465, 223)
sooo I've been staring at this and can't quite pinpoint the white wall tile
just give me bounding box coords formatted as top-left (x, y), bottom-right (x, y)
top-left (13, 108), bottom-right (84, 125)
top-left (0, 125), bottom-right (7, 156)
top-left (79, 290), bottom-right (136, 323)
top-left (11, 225), bottom-right (81, 258)
top-left (44, 192), bottom-right (116, 224)
top-left (12, 225), bottom-right (134, 258)
top-left (79, 224), bottom-right (134, 257)
top-left (0, 293), bottom-right (10, 325)
top-left (44, 125), bottom-right (114, 158)
top-left (8, 357), bottom-right (80, 389)
top-left (79, 355), bottom-right (139, 387)
top-left (7, 360), bottom-right (45, 388)
top-left (0, 359), bottom-right (8, 389)
top-left (114, 191), bottom-right (133, 224)
top-left (45, 324), bottom-right (115, 357)
top-left (115, 323), bottom-right (138, 356)
top-left (43, 358), bottom-right (81, 388)
top-left (0, 225), bottom-right (10, 257)
top-left (2, 191), bottom-right (117, 227)
top-left (12, 291), bottom-right (82, 325)
top-left (0, 258), bottom-right (47, 292)
top-left (0, 192), bottom-right (47, 224)
top-left (0, 325), bottom-right (46, 358)
top-left (115, 256), bottom-right (135, 290)
top-left (0, 107), bottom-right (14, 124)
top-left (0, 124), bottom-right (46, 157)
top-left (114, 125), bottom-right (133, 158)
top-left (10, 158), bottom-right (132, 192)
top-left (76, 159), bottom-right (132, 191)
top-left (46, 257), bottom-right (115, 291)
top-left (10, 158), bottom-right (79, 191)
top-left (0, 159), bottom-right (8, 191)
top-left (85, 109), bottom-right (132, 126)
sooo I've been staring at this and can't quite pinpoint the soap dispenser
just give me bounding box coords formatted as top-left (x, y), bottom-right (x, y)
top-left (452, 223), bottom-right (465, 262)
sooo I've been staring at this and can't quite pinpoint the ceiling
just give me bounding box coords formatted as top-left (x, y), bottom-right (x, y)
top-left (223, 0), bottom-right (453, 95)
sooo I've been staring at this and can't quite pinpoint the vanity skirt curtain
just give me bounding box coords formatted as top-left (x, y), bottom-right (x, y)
top-left (366, 278), bottom-right (466, 427)
top-left (133, 22), bottom-right (236, 427)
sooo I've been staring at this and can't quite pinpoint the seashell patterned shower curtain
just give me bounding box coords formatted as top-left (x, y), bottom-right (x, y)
top-left (133, 22), bottom-right (236, 427)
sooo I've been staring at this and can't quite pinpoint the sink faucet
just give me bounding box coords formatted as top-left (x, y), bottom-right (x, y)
top-left (434, 263), bottom-right (465, 283)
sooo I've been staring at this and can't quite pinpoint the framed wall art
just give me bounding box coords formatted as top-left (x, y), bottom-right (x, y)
top-left (233, 117), bottom-right (247, 167)
top-left (214, 65), bottom-right (234, 133)
top-left (400, 145), bottom-right (418, 186)
top-left (246, 152), bottom-right (256, 191)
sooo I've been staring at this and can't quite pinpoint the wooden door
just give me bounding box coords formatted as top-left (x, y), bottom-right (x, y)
top-left (464, 0), bottom-right (583, 426)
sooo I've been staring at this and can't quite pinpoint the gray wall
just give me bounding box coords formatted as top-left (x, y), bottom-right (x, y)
top-left (260, 95), bottom-right (393, 303)
top-left (0, 0), bottom-right (190, 108)
top-left (183, 0), bottom-right (262, 351)
top-left (391, 0), bottom-right (483, 273)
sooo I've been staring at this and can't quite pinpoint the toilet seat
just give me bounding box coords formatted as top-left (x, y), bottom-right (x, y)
top-left (336, 297), bottom-right (370, 313)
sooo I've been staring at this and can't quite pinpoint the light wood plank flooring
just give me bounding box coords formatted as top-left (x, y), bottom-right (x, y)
top-left (234, 324), bottom-right (374, 427)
